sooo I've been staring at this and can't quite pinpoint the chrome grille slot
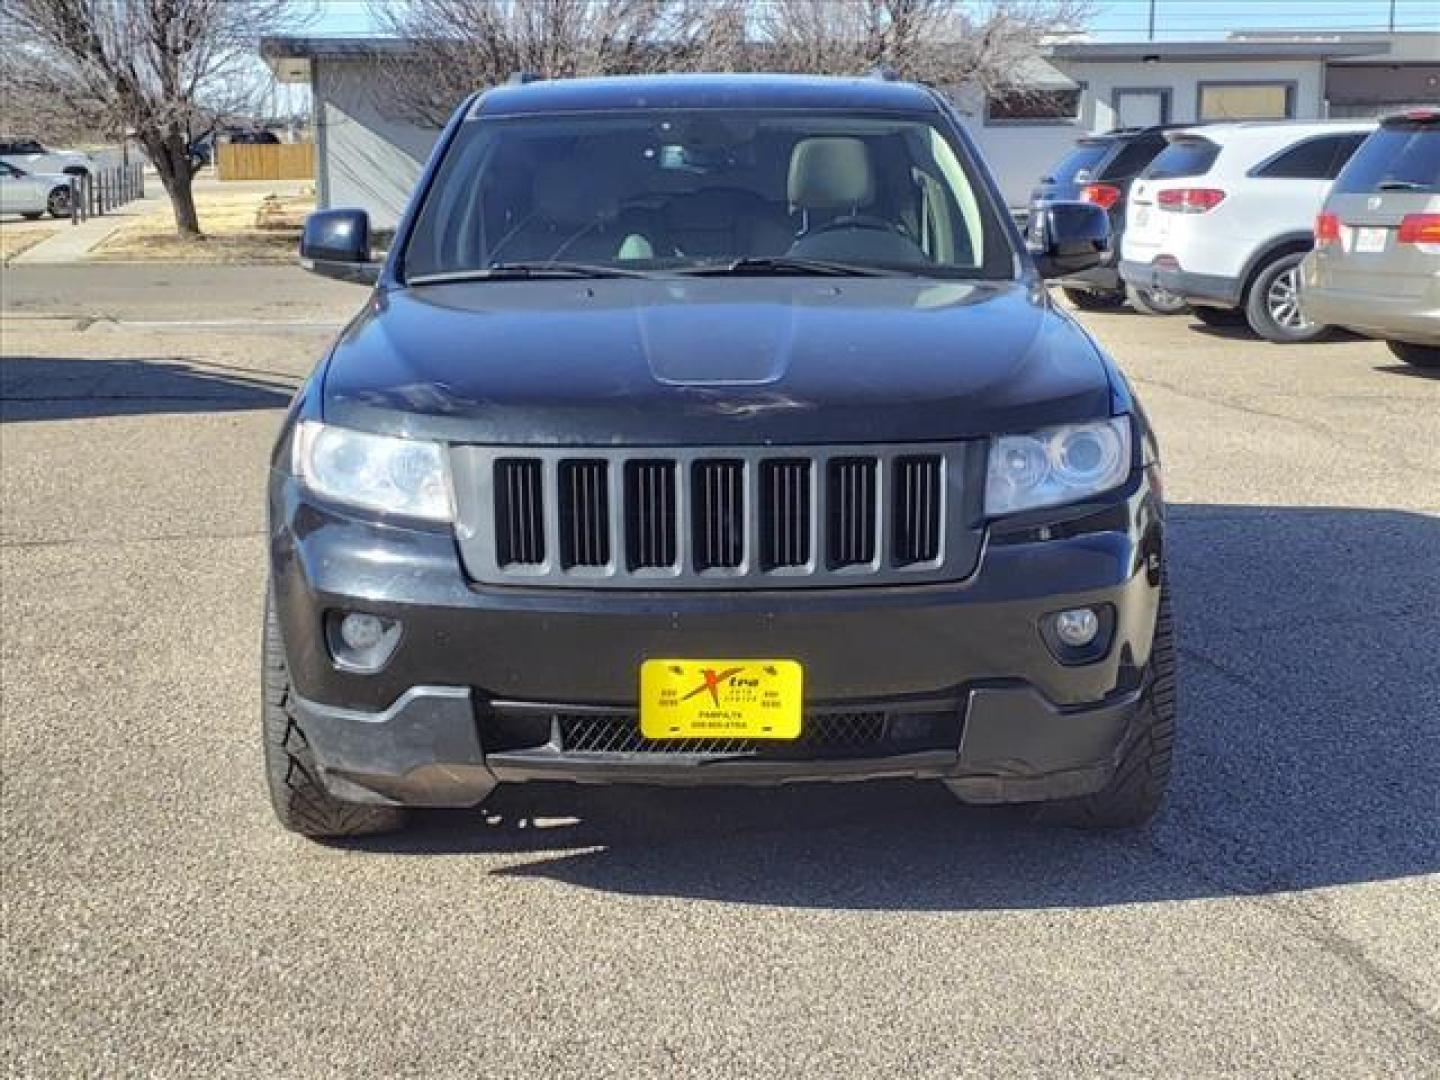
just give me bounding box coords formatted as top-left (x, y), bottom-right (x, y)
top-left (453, 442), bottom-right (978, 589)
top-left (692, 459), bottom-right (745, 571)
top-left (625, 460), bottom-right (677, 570)
top-left (493, 459), bottom-right (545, 567)
top-left (559, 460), bottom-right (610, 569)
top-left (827, 457), bottom-right (877, 568)
top-left (761, 459), bottom-right (811, 569)
top-left (892, 455), bottom-right (942, 566)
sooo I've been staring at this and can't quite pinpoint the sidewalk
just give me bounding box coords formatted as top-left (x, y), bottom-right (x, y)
top-left (12, 192), bottom-right (170, 265)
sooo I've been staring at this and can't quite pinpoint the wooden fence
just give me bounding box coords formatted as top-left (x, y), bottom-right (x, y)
top-left (216, 143), bottom-right (315, 182)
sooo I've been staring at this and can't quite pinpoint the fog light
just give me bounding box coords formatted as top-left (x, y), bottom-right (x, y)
top-left (327, 611), bottom-right (401, 671)
top-left (1054, 608), bottom-right (1100, 647)
top-left (340, 612), bottom-right (386, 651)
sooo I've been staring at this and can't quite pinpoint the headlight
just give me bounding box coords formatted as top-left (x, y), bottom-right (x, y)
top-left (293, 421), bottom-right (453, 522)
top-left (985, 417), bottom-right (1131, 516)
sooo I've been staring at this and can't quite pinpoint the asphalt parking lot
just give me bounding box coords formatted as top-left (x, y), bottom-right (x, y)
top-left (3, 264), bottom-right (1438, 1076)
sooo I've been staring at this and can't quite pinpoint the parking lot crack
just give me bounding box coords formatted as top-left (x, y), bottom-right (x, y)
top-left (1134, 816), bottom-right (1440, 1048)
top-left (2, 529), bottom-right (263, 550)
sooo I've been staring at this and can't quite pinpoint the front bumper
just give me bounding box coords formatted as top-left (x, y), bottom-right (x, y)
top-left (1120, 259), bottom-right (1242, 308)
top-left (269, 470), bottom-right (1166, 808)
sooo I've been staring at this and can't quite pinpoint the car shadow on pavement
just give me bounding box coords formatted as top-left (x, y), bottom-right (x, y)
top-left (1375, 363), bottom-right (1440, 381)
top-left (0, 356), bottom-right (297, 422)
top-left (352, 503), bottom-right (1440, 911)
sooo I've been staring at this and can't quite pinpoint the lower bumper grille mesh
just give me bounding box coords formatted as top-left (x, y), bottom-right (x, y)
top-left (549, 709), bottom-right (956, 756)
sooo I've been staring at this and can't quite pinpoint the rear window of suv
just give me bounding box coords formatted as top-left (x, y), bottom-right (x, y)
top-left (1143, 137), bottom-right (1219, 179)
top-left (1332, 125), bottom-right (1440, 194)
top-left (1047, 141), bottom-right (1111, 183)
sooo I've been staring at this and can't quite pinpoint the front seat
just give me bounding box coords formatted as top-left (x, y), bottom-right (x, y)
top-left (662, 188), bottom-right (793, 260)
top-left (786, 137), bottom-right (920, 262)
top-left (495, 166), bottom-right (654, 264)
top-left (787, 137), bottom-right (877, 230)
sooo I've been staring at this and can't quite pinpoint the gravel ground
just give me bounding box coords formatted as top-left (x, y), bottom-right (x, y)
top-left (2, 265), bottom-right (1438, 1077)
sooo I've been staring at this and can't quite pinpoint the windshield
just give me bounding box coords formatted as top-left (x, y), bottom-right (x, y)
top-left (402, 110), bottom-right (1014, 281)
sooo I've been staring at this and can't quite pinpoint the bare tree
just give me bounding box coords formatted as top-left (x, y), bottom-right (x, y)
top-left (372, 0), bottom-right (1089, 128)
top-left (370, 0), bottom-right (761, 127)
top-left (3, 0), bottom-right (295, 236)
top-left (755, 0), bottom-right (1091, 96)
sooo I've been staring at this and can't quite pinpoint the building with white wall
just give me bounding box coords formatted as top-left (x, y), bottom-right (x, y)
top-left (261, 30), bottom-right (1440, 225)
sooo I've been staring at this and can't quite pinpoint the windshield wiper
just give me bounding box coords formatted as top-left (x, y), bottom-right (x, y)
top-left (1376, 180), bottom-right (1428, 191)
top-left (409, 262), bottom-right (654, 284)
top-left (680, 256), bottom-right (909, 278)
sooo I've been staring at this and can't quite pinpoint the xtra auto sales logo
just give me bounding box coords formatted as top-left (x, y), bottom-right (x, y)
top-left (680, 666), bottom-right (745, 707)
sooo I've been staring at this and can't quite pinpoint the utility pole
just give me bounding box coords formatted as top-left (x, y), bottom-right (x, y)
top-left (1389, 0), bottom-right (1397, 33)
top-left (1149, 0), bottom-right (1157, 42)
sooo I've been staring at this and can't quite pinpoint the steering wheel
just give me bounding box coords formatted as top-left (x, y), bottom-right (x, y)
top-left (810, 213), bottom-right (914, 241)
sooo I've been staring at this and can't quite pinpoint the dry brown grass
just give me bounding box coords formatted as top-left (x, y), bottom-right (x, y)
top-left (91, 188), bottom-right (315, 264)
top-left (0, 220), bottom-right (63, 264)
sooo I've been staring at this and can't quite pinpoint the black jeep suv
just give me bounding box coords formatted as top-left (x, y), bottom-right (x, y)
top-left (267, 74), bottom-right (1174, 838)
top-left (1028, 125), bottom-right (1193, 315)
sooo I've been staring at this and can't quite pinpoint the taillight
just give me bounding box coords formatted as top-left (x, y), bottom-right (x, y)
top-left (1397, 213), bottom-right (1440, 245)
top-left (1314, 212), bottom-right (1342, 246)
top-left (1157, 188), bottom-right (1227, 214)
top-left (1080, 183), bottom-right (1121, 210)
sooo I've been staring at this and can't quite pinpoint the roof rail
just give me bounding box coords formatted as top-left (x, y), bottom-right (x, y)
top-left (506, 71), bottom-right (542, 86)
top-left (867, 64), bottom-right (901, 82)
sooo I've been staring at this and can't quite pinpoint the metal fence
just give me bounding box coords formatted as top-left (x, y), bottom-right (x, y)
top-left (67, 163), bottom-right (146, 225)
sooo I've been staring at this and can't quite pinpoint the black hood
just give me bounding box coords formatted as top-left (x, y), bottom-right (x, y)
top-left (321, 278), bottom-right (1114, 445)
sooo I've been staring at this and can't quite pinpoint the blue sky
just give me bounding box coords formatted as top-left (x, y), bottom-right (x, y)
top-left (307, 0), bottom-right (1440, 40)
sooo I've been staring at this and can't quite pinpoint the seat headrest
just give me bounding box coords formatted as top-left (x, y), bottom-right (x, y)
top-left (787, 138), bottom-right (875, 211)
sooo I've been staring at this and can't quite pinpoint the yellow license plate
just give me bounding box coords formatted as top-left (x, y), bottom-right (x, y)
top-left (640, 659), bottom-right (803, 740)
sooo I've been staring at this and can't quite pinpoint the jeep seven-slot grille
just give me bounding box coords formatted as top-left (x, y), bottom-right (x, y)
top-left (761, 459), bottom-right (811, 569)
top-left (693, 459), bottom-right (744, 571)
top-left (559, 460), bottom-right (610, 569)
top-left (494, 459), bottom-right (545, 567)
top-left (828, 457), bottom-right (877, 568)
top-left (456, 444), bottom-right (973, 588)
top-left (626, 460), bottom-right (677, 570)
top-left (893, 455), bottom-right (942, 566)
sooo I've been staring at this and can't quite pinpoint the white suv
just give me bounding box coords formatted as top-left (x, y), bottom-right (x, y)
top-left (1120, 121), bottom-right (1374, 342)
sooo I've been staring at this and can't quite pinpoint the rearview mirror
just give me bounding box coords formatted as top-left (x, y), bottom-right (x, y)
top-left (300, 209), bottom-right (380, 285)
top-left (1029, 202), bottom-right (1111, 279)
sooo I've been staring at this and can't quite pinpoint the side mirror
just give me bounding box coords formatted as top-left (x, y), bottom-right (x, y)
top-left (300, 209), bottom-right (380, 285)
top-left (1029, 202), bottom-right (1111, 279)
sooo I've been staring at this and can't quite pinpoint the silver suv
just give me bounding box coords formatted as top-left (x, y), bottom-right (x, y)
top-left (1301, 109), bottom-right (1439, 369)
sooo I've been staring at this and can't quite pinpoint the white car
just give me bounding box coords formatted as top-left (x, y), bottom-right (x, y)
top-left (1119, 120), bottom-right (1375, 342)
top-left (0, 161), bottom-right (74, 219)
top-left (0, 138), bottom-right (94, 177)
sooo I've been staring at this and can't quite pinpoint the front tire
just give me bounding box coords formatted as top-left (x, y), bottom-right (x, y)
top-left (46, 187), bottom-right (71, 219)
top-left (1246, 251), bottom-right (1329, 343)
top-left (1388, 341), bottom-right (1440, 369)
top-left (1034, 583), bottom-right (1177, 828)
top-left (1062, 286), bottom-right (1126, 311)
top-left (262, 594), bottom-right (407, 838)
top-left (1127, 285), bottom-right (1188, 316)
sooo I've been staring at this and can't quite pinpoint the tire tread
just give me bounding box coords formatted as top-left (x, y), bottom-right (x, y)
top-left (262, 594), bottom-right (406, 838)
top-left (1034, 582), bottom-right (1178, 828)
